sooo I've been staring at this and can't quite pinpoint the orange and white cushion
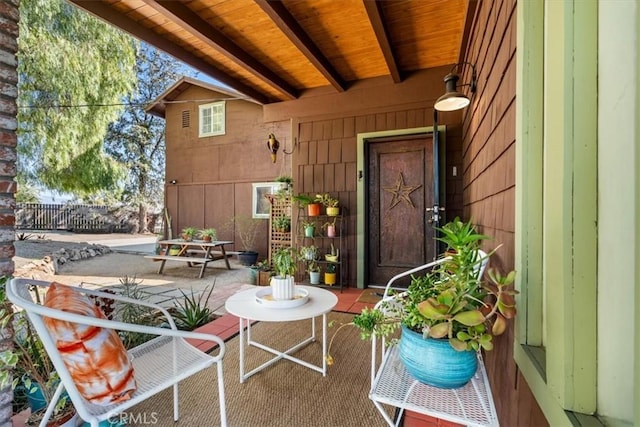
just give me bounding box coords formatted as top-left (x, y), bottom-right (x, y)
top-left (43, 282), bottom-right (136, 405)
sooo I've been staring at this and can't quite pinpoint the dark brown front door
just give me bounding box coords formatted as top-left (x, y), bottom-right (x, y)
top-left (366, 135), bottom-right (434, 287)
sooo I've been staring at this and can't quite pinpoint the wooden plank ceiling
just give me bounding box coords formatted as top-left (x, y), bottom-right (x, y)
top-left (68, 0), bottom-right (472, 105)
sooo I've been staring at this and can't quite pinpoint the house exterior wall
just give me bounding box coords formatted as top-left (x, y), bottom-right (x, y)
top-left (459, 0), bottom-right (548, 425)
top-left (163, 85), bottom-right (290, 256)
top-left (265, 67), bottom-right (465, 286)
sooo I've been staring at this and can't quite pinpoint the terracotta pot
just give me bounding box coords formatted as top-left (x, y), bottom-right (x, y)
top-left (307, 203), bottom-right (321, 216)
top-left (202, 236), bottom-right (212, 242)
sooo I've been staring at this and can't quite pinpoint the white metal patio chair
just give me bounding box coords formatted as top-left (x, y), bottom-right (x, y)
top-left (7, 278), bottom-right (227, 427)
top-left (368, 250), bottom-right (496, 426)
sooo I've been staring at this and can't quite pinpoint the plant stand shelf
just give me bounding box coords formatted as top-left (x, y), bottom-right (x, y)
top-left (370, 345), bottom-right (498, 427)
top-left (296, 210), bottom-right (346, 292)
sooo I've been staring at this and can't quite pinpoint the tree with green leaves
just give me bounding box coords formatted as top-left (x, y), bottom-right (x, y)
top-left (17, 0), bottom-right (137, 197)
top-left (104, 44), bottom-right (189, 232)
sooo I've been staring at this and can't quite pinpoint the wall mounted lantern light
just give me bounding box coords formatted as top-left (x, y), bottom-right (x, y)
top-left (434, 62), bottom-right (477, 112)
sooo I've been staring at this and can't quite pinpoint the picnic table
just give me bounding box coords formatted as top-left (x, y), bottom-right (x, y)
top-left (145, 239), bottom-right (235, 278)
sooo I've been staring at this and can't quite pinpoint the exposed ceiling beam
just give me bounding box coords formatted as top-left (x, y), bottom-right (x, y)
top-left (362, 0), bottom-right (402, 83)
top-left (144, 0), bottom-right (298, 100)
top-left (68, 0), bottom-right (272, 105)
top-left (254, 0), bottom-right (347, 92)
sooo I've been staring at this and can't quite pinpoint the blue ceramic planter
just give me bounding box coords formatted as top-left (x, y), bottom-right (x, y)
top-left (22, 376), bottom-right (68, 412)
top-left (399, 325), bottom-right (478, 389)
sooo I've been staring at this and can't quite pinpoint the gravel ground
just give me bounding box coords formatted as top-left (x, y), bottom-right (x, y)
top-left (14, 238), bottom-right (107, 268)
top-left (11, 232), bottom-right (256, 312)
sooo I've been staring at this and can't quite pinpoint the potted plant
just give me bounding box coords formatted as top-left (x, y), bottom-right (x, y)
top-left (316, 193), bottom-right (339, 216)
top-left (227, 215), bottom-right (262, 266)
top-left (293, 194), bottom-right (321, 216)
top-left (181, 226), bottom-right (198, 241)
top-left (275, 175), bottom-right (293, 192)
top-left (199, 227), bottom-right (217, 242)
top-left (307, 261), bottom-right (321, 285)
top-left (273, 216), bottom-right (291, 233)
top-left (326, 218), bottom-right (517, 389)
top-left (271, 247), bottom-right (297, 299)
top-left (324, 262), bottom-right (337, 285)
top-left (324, 243), bottom-right (339, 262)
top-left (299, 245), bottom-right (318, 261)
top-left (300, 220), bottom-right (315, 237)
top-left (168, 244), bottom-right (181, 256)
top-left (322, 218), bottom-right (337, 237)
top-left (250, 259), bottom-right (274, 286)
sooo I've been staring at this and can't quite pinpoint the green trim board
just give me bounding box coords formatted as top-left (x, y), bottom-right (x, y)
top-left (636, 3), bottom-right (640, 424)
top-left (515, 0), bottom-right (598, 423)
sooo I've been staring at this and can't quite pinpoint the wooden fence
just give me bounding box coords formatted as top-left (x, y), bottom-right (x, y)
top-left (17, 203), bottom-right (120, 232)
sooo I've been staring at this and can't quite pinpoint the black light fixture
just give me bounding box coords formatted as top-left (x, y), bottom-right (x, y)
top-left (434, 62), bottom-right (477, 112)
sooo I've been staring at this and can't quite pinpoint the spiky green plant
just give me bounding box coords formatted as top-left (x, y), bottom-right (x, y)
top-left (173, 285), bottom-right (215, 331)
top-left (116, 275), bottom-right (154, 349)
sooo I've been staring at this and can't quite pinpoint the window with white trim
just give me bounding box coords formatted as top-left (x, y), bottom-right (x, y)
top-left (198, 101), bottom-right (225, 137)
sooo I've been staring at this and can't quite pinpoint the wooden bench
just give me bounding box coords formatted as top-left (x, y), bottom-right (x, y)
top-left (144, 255), bottom-right (210, 264)
top-left (151, 239), bottom-right (235, 278)
top-left (144, 254), bottom-right (226, 278)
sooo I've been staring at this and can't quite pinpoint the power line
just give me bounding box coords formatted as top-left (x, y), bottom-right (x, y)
top-left (17, 97), bottom-right (251, 109)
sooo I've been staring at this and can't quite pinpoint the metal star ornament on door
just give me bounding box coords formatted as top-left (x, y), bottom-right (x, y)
top-left (383, 172), bottom-right (422, 209)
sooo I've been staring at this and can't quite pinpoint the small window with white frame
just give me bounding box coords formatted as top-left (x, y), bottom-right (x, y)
top-left (198, 101), bottom-right (226, 137)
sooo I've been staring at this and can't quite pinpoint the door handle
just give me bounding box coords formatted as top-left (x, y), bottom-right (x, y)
top-left (426, 205), bottom-right (445, 224)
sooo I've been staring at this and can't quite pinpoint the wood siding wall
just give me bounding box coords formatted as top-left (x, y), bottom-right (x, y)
top-left (459, 0), bottom-right (547, 425)
top-left (294, 110), bottom-right (462, 285)
top-left (163, 85), bottom-right (290, 256)
top-left (266, 68), bottom-right (465, 286)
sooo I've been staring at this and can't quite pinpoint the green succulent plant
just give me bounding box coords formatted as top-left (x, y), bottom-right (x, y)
top-left (331, 218), bottom-right (517, 357)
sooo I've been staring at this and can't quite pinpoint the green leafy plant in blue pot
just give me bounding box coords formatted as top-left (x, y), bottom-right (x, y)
top-left (327, 218), bottom-right (517, 388)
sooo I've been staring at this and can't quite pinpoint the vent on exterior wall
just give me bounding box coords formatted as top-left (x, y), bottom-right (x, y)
top-left (182, 110), bottom-right (190, 128)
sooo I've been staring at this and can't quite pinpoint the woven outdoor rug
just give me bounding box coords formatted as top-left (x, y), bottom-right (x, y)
top-left (356, 289), bottom-right (383, 305)
top-left (129, 312), bottom-right (388, 426)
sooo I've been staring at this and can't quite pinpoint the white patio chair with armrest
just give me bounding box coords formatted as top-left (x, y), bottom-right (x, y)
top-left (369, 250), bottom-right (489, 385)
top-left (7, 278), bottom-right (227, 427)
